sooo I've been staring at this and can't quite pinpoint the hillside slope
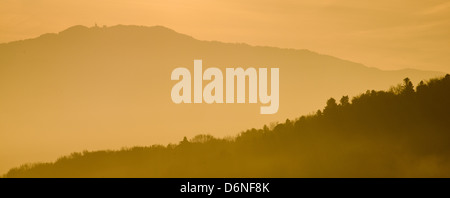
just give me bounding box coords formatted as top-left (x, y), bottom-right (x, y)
top-left (5, 75), bottom-right (450, 178)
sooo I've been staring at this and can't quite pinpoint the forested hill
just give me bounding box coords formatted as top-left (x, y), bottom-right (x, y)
top-left (5, 75), bottom-right (450, 178)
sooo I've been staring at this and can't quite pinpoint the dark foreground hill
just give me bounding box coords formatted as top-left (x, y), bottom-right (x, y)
top-left (5, 75), bottom-right (450, 177)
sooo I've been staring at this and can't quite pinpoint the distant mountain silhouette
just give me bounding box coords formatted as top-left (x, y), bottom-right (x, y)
top-left (4, 75), bottom-right (450, 177)
top-left (0, 25), bottom-right (444, 174)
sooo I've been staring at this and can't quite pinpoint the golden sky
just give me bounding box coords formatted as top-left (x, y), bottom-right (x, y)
top-left (0, 0), bottom-right (449, 72)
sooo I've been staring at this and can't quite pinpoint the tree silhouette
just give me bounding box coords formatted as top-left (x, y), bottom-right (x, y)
top-left (340, 95), bottom-right (350, 106)
top-left (323, 97), bottom-right (338, 114)
top-left (402, 77), bottom-right (414, 95)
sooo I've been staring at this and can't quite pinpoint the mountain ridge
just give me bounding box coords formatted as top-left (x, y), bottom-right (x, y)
top-left (1, 24), bottom-right (443, 75)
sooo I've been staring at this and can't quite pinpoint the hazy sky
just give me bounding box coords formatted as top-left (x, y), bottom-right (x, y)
top-left (1, 0), bottom-right (449, 72)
